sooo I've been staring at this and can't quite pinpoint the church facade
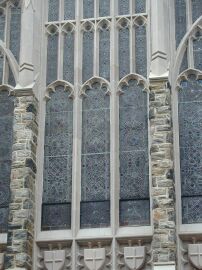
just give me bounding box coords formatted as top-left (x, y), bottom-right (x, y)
top-left (0, 0), bottom-right (202, 269)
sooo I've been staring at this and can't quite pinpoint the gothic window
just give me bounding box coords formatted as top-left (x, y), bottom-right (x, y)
top-left (42, 85), bottom-right (73, 230)
top-left (64, 0), bottom-right (75, 20)
top-left (99, 0), bottom-right (110, 17)
top-left (99, 20), bottom-right (110, 81)
top-left (48, 0), bottom-right (59, 22)
top-left (81, 81), bottom-right (110, 228)
top-left (0, 90), bottom-right (14, 233)
top-left (119, 78), bottom-right (150, 226)
top-left (83, 0), bottom-right (94, 19)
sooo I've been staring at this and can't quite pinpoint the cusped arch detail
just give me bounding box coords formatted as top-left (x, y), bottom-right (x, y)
top-left (45, 80), bottom-right (74, 99)
top-left (80, 76), bottom-right (111, 96)
top-left (176, 69), bottom-right (202, 91)
top-left (0, 84), bottom-right (14, 95)
top-left (118, 73), bottom-right (149, 94)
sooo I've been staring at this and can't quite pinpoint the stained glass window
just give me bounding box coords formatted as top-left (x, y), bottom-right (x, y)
top-left (119, 24), bottom-right (130, 79)
top-left (193, 32), bottom-right (202, 71)
top-left (9, 4), bottom-right (21, 62)
top-left (42, 86), bottom-right (73, 230)
top-left (119, 79), bottom-right (150, 226)
top-left (83, 0), bottom-right (94, 18)
top-left (99, 23), bottom-right (110, 81)
top-left (175, 0), bottom-right (187, 48)
top-left (46, 33), bottom-right (58, 85)
top-left (82, 29), bottom-right (94, 83)
top-left (48, 0), bottom-right (59, 21)
top-left (64, 0), bottom-right (75, 20)
top-left (99, 0), bottom-right (110, 17)
top-left (178, 76), bottom-right (202, 224)
top-left (179, 49), bottom-right (188, 74)
top-left (135, 23), bottom-right (147, 78)
top-left (63, 31), bottom-right (74, 84)
top-left (0, 90), bottom-right (14, 233)
top-left (192, 0), bottom-right (202, 22)
top-left (135, 0), bottom-right (146, 14)
top-left (81, 82), bottom-right (110, 228)
top-left (118, 0), bottom-right (130, 15)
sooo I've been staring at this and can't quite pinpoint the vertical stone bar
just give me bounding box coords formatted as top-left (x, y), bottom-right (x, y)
top-left (5, 91), bottom-right (38, 270)
top-left (150, 80), bottom-right (176, 270)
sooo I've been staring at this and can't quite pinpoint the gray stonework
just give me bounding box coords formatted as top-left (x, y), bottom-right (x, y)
top-left (4, 92), bottom-right (38, 270)
top-left (150, 80), bottom-right (176, 265)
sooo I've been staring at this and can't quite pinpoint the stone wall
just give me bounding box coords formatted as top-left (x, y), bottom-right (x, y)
top-left (150, 80), bottom-right (176, 267)
top-left (4, 92), bottom-right (38, 270)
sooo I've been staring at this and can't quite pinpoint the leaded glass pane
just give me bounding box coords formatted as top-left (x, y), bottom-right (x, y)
top-left (0, 90), bottom-right (14, 233)
top-left (8, 67), bottom-right (15, 86)
top-left (118, 0), bottom-right (130, 15)
top-left (179, 49), bottom-right (188, 73)
top-left (119, 27), bottom-right (130, 79)
top-left (42, 86), bottom-right (73, 230)
top-left (46, 34), bottom-right (58, 85)
top-left (99, 27), bottom-right (110, 81)
top-left (135, 0), bottom-right (146, 13)
top-left (64, 0), bottom-right (75, 20)
top-left (175, 0), bottom-right (187, 48)
top-left (0, 11), bottom-right (5, 41)
top-left (83, 0), bottom-right (94, 18)
top-left (193, 33), bottom-right (202, 71)
top-left (48, 0), bottom-right (59, 21)
top-left (81, 83), bottom-right (110, 228)
top-left (192, 0), bottom-right (202, 23)
top-left (179, 77), bottom-right (202, 224)
top-left (135, 24), bottom-right (147, 78)
top-left (119, 79), bottom-right (150, 226)
top-left (99, 0), bottom-right (110, 17)
top-left (82, 30), bottom-right (94, 83)
top-left (9, 5), bottom-right (21, 62)
top-left (63, 32), bottom-right (74, 84)
top-left (0, 54), bottom-right (4, 84)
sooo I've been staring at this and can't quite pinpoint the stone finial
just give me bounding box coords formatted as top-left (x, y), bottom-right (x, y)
top-left (84, 248), bottom-right (106, 270)
top-left (0, 253), bottom-right (4, 270)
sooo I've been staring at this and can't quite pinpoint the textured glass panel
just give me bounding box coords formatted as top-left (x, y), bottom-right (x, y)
top-left (63, 32), bottom-right (74, 84)
top-left (193, 34), bottom-right (202, 71)
top-left (119, 27), bottom-right (130, 79)
top-left (192, 0), bottom-right (202, 22)
top-left (48, 0), bottom-right (59, 21)
top-left (99, 0), bottom-right (110, 17)
top-left (80, 201), bottom-right (110, 228)
top-left (64, 0), bottom-right (75, 20)
top-left (175, 0), bottom-right (187, 48)
top-left (0, 55), bottom-right (3, 84)
top-left (0, 207), bottom-right (8, 233)
top-left (8, 67), bottom-right (16, 86)
top-left (135, 24), bottom-right (147, 78)
top-left (46, 34), bottom-right (58, 85)
top-left (118, 0), bottom-right (130, 15)
top-left (179, 78), bottom-right (202, 224)
top-left (135, 0), bottom-right (146, 13)
top-left (42, 86), bottom-right (73, 230)
top-left (99, 27), bottom-right (110, 81)
top-left (82, 31), bottom-right (94, 83)
top-left (120, 200), bottom-right (150, 226)
top-left (9, 6), bottom-right (21, 62)
top-left (83, 0), bottom-right (94, 18)
top-left (81, 83), bottom-right (110, 228)
top-left (180, 49), bottom-right (188, 73)
top-left (41, 203), bottom-right (71, 230)
top-left (119, 79), bottom-right (149, 225)
top-left (182, 197), bottom-right (202, 224)
top-left (0, 12), bottom-right (5, 41)
top-left (0, 91), bottom-right (13, 232)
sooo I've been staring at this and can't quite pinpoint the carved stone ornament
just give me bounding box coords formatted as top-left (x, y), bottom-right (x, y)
top-left (124, 246), bottom-right (146, 270)
top-left (188, 244), bottom-right (202, 270)
top-left (84, 248), bottom-right (106, 270)
top-left (0, 253), bottom-right (4, 270)
top-left (44, 250), bottom-right (66, 270)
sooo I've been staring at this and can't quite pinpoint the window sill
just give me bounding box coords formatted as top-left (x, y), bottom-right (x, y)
top-left (179, 224), bottom-right (202, 240)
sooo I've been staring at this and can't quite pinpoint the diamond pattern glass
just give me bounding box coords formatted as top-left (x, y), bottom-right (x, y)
top-left (0, 55), bottom-right (3, 84)
top-left (193, 33), bottom-right (202, 71)
top-left (83, 0), bottom-right (94, 18)
top-left (0, 90), bottom-right (14, 232)
top-left (46, 34), bottom-right (58, 85)
top-left (9, 5), bottom-right (21, 62)
top-left (118, 0), bottom-right (130, 15)
top-left (135, 24), bottom-right (147, 78)
top-left (192, 0), bottom-right (202, 22)
top-left (119, 79), bottom-right (150, 226)
top-left (135, 0), bottom-right (146, 13)
top-left (180, 49), bottom-right (188, 73)
top-left (0, 12), bottom-right (5, 41)
top-left (179, 77), bottom-right (202, 224)
top-left (82, 30), bottom-right (94, 83)
top-left (99, 0), bottom-right (110, 17)
top-left (64, 0), bottom-right (75, 20)
top-left (81, 82), bottom-right (110, 228)
top-left (99, 27), bottom-right (110, 81)
top-left (119, 26), bottom-right (130, 79)
top-left (48, 0), bottom-right (59, 21)
top-left (42, 86), bottom-right (73, 230)
top-left (63, 32), bottom-right (74, 84)
top-left (175, 0), bottom-right (187, 48)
